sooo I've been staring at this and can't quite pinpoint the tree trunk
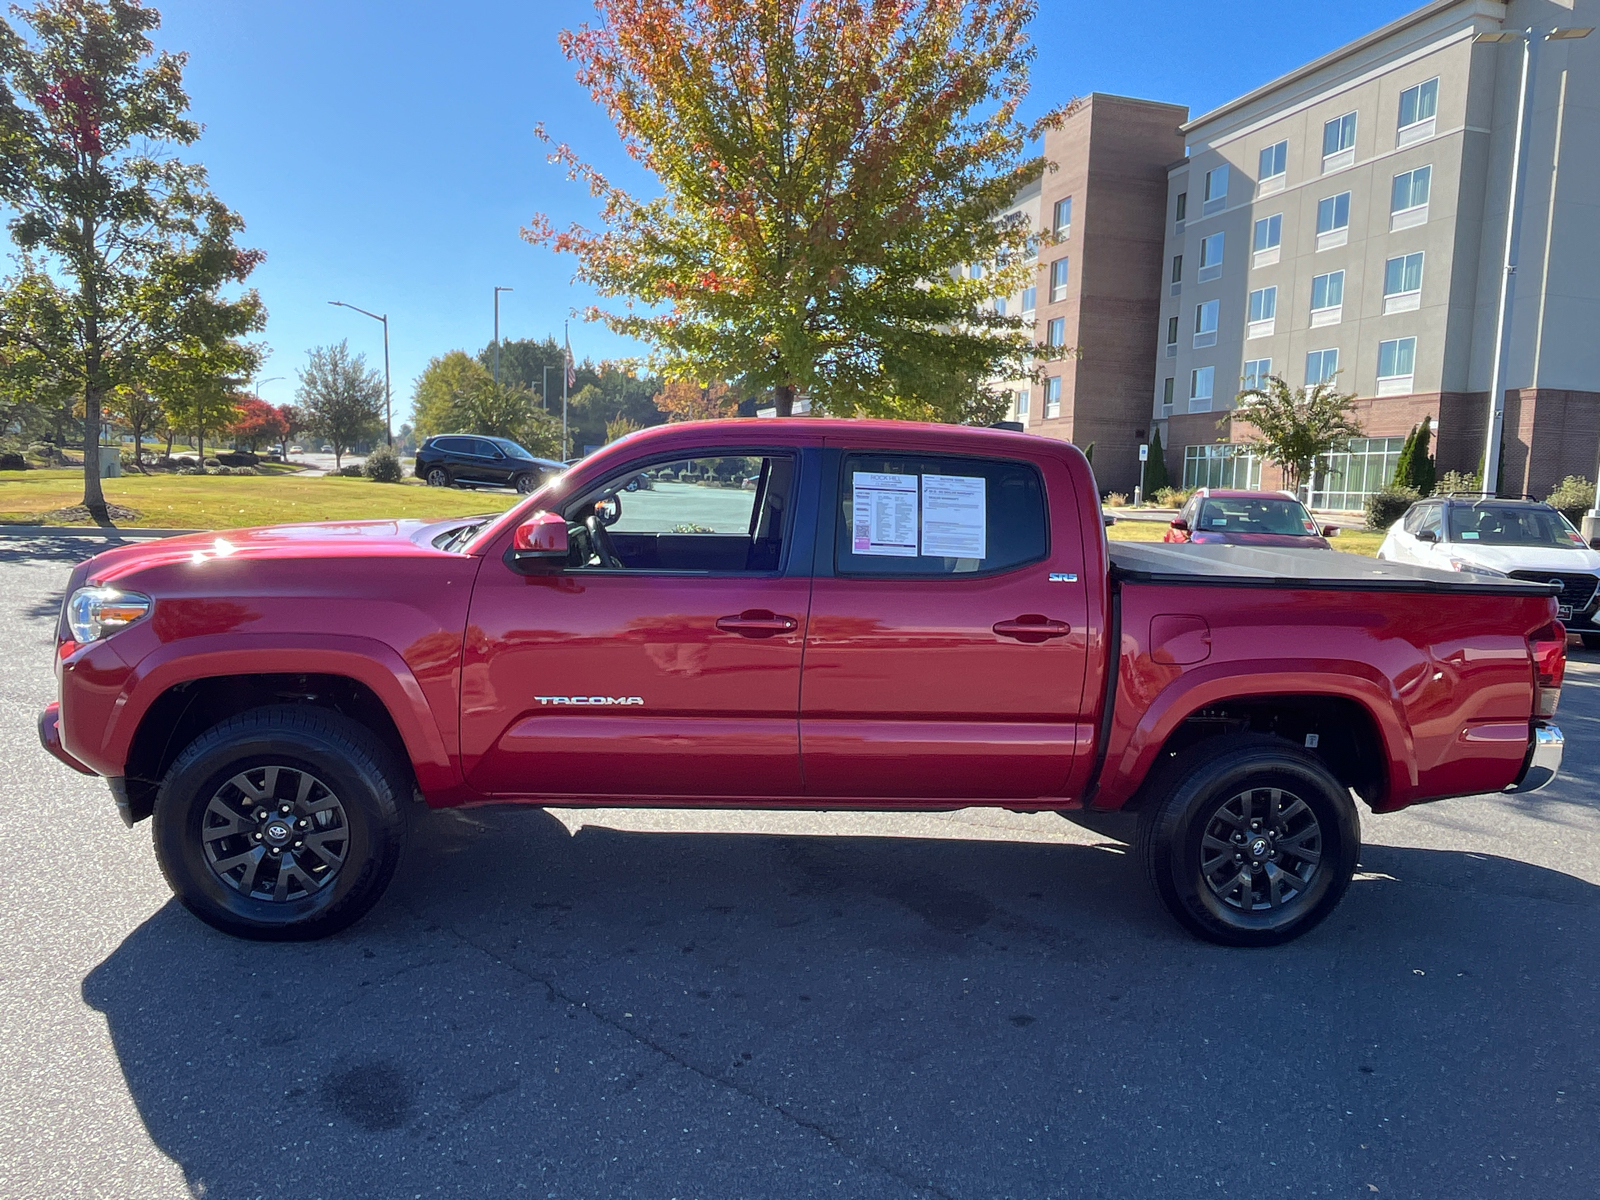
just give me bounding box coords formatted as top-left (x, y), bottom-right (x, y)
top-left (164, 428), bottom-right (174, 461)
top-left (773, 384), bottom-right (795, 418)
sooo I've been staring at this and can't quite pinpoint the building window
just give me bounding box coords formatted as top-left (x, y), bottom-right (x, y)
top-left (1398, 78), bottom-right (1439, 146)
top-left (1194, 299), bottom-right (1219, 348)
top-left (1391, 165), bottom-right (1431, 230)
top-left (1247, 286), bottom-right (1277, 338)
top-left (969, 262), bottom-right (985, 280)
top-left (1258, 140), bottom-right (1288, 189)
top-left (1377, 336), bottom-right (1417, 395)
top-left (1310, 437), bottom-right (1408, 510)
top-left (1166, 314), bottom-right (1179, 356)
top-left (1306, 348), bottom-right (1339, 385)
top-left (1383, 252), bottom-right (1424, 314)
top-left (1023, 236), bottom-right (1039, 264)
top-left (1198, 231), bottom-right (1225, 282)
top-left (1162, 377), bottom-right (1175, 413)
top-left (1322, 111), bottom-right (1357, 171)
top-left (1189, 365), bottom-right (1215, 412)
top-left (1045, 376), bottom-right (1061, 419)
top-left (1175, 191), bottom-right (1187, 224)
top-left (1171, 254), bottom-right (1183, 284)
top-left (1053, 196), bottom-right (1072, 239)
top-left (1046, 316), bottom-right (1066, 347)
top-left (1252, 214), bottom-right (1282, 267)
top-left (1021, 285), bottom-right (1036, 316)
top-left (995, 296), bottom-right (1008, 316)
top-left (1016, 387), bottom-right (1030, 418)
top-left (1316, 191), bottom-right (1351, 249)
top-left (1242, 358), bottom-right (1272, 391)
top-left (1049, 257), bottom-right (1070, 303)
top-left (1184, 443), bottom-right (1263, 491)
top-left (1203, 164), bottom-right (1230, 215)
top-left (1311, 270), bottom-right (1344, 326)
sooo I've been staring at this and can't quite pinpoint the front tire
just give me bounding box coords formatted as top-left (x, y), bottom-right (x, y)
top-left (152, 707), bottom-right (409, 941)
top-left (1581, 633), bottom-right (1600, 651)
top-left (425, 466), bottom-right (451, 487)
top-left (1137, 735), bottom-right (1359, 946)
top-left (513, 472), bottom-right (536, 494)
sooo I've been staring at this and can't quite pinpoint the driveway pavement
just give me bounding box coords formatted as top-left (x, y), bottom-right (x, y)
top-left (2, 534), bottom-right (1597, 1199)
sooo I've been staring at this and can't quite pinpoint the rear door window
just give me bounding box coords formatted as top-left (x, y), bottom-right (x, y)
top-left (835, 452), bottom-right (1047, 576)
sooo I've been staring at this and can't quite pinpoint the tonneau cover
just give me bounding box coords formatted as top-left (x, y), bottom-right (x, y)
top-left (1109, 541), bottom-right (1562, 596)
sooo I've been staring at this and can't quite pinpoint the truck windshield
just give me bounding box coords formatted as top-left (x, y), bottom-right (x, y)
top-left (1196, 497), bottom-right (1316, 536)
top-left (1447, 504), bottom-right (1586, 547)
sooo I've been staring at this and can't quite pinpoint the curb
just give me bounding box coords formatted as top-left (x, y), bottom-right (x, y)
top-left (0, 525), bottom-right (202, 539)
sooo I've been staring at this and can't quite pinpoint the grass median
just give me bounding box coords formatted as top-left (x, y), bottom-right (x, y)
top-left (0, 468), bottom-right (520, 529)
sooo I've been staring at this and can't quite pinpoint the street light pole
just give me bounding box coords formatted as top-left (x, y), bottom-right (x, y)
top-left (1475, 25), bottom-right (1591, 498)
top-left (493, 286), bottom-right (513, 385)
top-left (328, 300), bottom-right (393, 447)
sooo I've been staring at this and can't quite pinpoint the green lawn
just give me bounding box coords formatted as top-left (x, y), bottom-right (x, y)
top-left (0, 468), bottom-right (519, 529)
top-left (1107, 515), bottom-right (1382, 557)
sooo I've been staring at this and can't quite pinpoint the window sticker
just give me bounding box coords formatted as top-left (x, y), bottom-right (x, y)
top-left (921, 473), bottom-right (987, 559)
top-left (1460, 531), bottom-right (1479, 540)
top-left (851, 472), bottom-right (919, 556)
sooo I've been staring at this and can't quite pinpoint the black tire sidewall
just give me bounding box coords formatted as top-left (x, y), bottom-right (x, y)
top-left (426, 467), bottom-right (450, 487)
top-left (1146, 743), bottom-right (1359, 946)
top-left (514, 473), bottom-right (534, 493)
top-left (153, 713), bottom-right (405, 940)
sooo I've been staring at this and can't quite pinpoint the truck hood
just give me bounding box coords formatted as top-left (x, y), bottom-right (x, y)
top-left (81, 517), bottom-right (478, 585)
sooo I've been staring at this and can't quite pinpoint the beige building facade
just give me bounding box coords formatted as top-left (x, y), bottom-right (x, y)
top-left (1152, 0), bottom-right (1600, 506)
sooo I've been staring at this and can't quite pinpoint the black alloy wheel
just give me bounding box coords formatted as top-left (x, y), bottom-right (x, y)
top-left (153, 706), bottom-right (409, 940)
top-left (1138, 735), bottom-right (1359, 946)
top-left (425, 466), bottom-right (451, 487)
top-left (514, 472), bottom-right (537, 494)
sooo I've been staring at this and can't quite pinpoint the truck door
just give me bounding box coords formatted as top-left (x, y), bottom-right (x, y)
top-left (461, 448), bottom-right (812, 799)
top-left (798, 446), bottom-right (1092, 801)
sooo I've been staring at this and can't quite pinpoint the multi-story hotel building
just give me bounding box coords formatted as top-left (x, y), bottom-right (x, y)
top-left (1153, 0), bottom-right (1600, 506)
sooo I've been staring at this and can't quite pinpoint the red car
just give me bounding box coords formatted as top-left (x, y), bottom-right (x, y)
top-left (40, 420), bottom-right (1563, 947)
top-left (1165, 489), bottom-right (1336, 549)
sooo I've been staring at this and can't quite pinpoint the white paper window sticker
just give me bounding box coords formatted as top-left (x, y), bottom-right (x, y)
top-left (1460, 530), bottom-right (1479, 540)
top-left (851, 472), bottom-right (919, 556)
top-left (920, 473), bottom-right (987, 559)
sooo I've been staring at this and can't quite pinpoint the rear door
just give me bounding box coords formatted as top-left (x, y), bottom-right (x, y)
top-left (798, 444), bottom-right (1092, 801)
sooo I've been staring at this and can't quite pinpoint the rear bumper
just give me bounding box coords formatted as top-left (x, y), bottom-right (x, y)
top-left (1506, 723), bottom-right (1563, 794)
top-left (38, 702), bottom-right (96, 777)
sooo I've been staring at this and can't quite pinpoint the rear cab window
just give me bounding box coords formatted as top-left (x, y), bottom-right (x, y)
top-left (835, 452), bottom-right (1048, 576)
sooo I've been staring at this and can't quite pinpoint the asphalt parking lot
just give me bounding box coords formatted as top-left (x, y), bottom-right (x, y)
top-left (2, 533), bottom-right (1597, 1199)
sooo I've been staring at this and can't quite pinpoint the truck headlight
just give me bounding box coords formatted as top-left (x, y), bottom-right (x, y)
top-left (66, 587), bottom-right (152, 643)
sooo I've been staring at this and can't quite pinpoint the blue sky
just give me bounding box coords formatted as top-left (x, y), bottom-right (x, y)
top-left (146, 0), bottom-right (1426, 421)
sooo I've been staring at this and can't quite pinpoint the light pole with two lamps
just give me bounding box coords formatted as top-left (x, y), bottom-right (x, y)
top-left (328, 300), bottom-right (393, 447)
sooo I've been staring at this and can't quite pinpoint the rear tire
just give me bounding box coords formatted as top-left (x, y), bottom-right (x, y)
top-left (152, 706), bottom-right (410, 941)
top-left (425, 466), bottom-right (450, 487)
top-left (1137, 735), bottom-right (1359, 946)
top-left (1581, 633), bottom-right (1600, 651)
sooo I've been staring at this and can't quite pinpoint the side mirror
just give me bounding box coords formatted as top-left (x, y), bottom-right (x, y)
top-left (1103, 514), bottom-right (1118, 528)
top-left (505, 511), bottom-right (569, 574)
top-left (1170, 518), bottom-right (1189, 532)
top-left (1416, 528), bottom-right (1439, 543)
top-left (1320, 525), bottom-right (1338, 537)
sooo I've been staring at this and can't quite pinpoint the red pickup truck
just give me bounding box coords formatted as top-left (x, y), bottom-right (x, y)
top-left (40, 419), bottom-right (1567, 946)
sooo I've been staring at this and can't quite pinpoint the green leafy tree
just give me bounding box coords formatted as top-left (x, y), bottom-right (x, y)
top-left (296, 341), bottom-right (384, 469)
top-left (410, 350), bottom-right (492, 438)
top-left (475, 336), bottom-right (565, 401)
top-left (529, 0), bottom-right (1060, 422)
top-left (1392, 415), bottom-right (1435, 496)
top-left (148, 336), bottom-right (249, 457)
top-left (1230, 375), bottom-right (1364, 497)
top-left (1143, 426), bottom-right (1171, 496)
top-left (0, 0), bottom-right (265, 520)
top-left (103, 383), bottom-right (161, 468)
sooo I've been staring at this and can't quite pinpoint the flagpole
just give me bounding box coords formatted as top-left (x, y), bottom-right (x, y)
top-left (562, 320), bottom-right (570, 460)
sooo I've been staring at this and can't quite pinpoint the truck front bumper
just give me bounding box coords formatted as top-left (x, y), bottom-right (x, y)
top-left (38, 702), bottom-right (96, 777)
top-left (1506, 723), bottom-right (1564, 794)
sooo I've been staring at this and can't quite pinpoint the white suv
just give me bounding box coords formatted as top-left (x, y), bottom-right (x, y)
top-left (1378, 495), bottom-right (1600, 646)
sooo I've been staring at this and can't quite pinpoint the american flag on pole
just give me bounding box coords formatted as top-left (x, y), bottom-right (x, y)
top-left (564, 336), bottom-right (576, 389)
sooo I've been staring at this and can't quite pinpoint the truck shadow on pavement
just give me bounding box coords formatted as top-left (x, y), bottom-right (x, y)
top-left (83, 806), bottom-right (1600, 1200)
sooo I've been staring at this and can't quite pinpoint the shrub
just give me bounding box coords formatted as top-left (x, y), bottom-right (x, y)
top-left (217, 451), bottom-right (259, 467)
top-left (337, 464), bottom-right (364, 477)
top-left (1365, 484), bottom-right (1421, 531)
top-left (1545, 476), bottom-right (1594, 525)
top-left (233, 465), bottom-right (258, 476)
top-left (1437, 469), bottom-right (1481, 496)
top-left (27, 442), bottom-right (53, 458)
top-left (202, 456), bottom-right (222, 468)
top-left (1102, 491), bottom-right (1128, 508)
top-left (363, 444), bottom-right (403, 482)
top-left (0, 452), bottom-right (26, 471)
top-left (177, 465), bottom-right (204, 476)
top-left (214, 465), bottom-right (235, 476)
top-left (1154, 486), bottom-right (1191, 509)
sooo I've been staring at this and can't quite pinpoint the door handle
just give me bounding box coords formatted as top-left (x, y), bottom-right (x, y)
top-left (992, 616), bottom-right (1071, 643)
top-left (716, 610), bottom-right (800, 638)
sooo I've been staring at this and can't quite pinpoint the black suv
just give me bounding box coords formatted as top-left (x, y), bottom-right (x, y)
top-left (414, 435), bottom-right (565, 493)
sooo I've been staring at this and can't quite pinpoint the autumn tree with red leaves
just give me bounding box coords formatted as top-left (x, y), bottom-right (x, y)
top-left (528, 0), bottom-right (1058, 423)
top-left (653, 378), bottom-right (738, 423)
top-left (0, 1), bottom-right (264, 521)
top-left (227, 394), bottom-right (286, 452)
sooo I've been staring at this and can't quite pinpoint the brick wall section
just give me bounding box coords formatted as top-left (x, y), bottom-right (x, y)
top-left (1033, 94), bottom-right (1187, 493)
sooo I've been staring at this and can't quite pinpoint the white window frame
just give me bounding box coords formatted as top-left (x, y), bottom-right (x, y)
top-left (1242, 357), bottom-right (1272, 391)
top-left (1161, 377), bottom-right (1175, 413)
top-left (1382, 252), bottom-right (1424, 314)
top-left (1049, 257), bottom-right (1070, 303)
top-left (1397, 77), bottom-right (1439, 147)
top-left (1310, 270), bottom-right (1344, 327)
top-left (1252, 214), bottom-right (1282, 268)
top-left (1045, 376), bottom-right (1062, 419)
top-left (1170, 253), bottom-right (1182, 297)
top-left (1053, 196), bottom-right (1072, 239)
top-left (1315, 191), bottom-right (1351, 251)
top-left (1194, 299), bottom-right (1220, 349)
top-left (1166, 314), bottom-right (1179, 358)
top-left (1247, 286), bottom-right (1277, 339)
top-left (1377, 336), bottom-right (1417, 396)
top-left (1306, 348), bottom-right (1339, 386)
top-left (1021, 285), bottom-right (1036, 317)
top-left (1189, 365), bottom-right (1215, 413)
top-left (994, 296), bottom-right (1008, 316)
top-left (1257, 140), bottom-right (1288, 196)
top-left (1016, 387), bottom-right (1030, 419)
top-left (1203, 164), bottom-right (1230, 215)
top-left (1390, 165), bottom-right (1432, 231)
top-left (1198, 232), bottom-right (1225, 283)
top-left (1046, 316), bottom-right (1066, 348)
top-left (1322, 111), bottom-right (1357, 173)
